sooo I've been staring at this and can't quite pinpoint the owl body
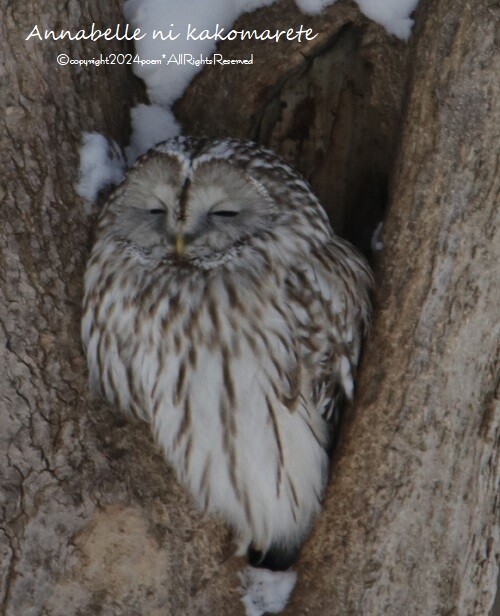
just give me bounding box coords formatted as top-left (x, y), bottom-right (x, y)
top-left (82, 137), bottom-right (371, 568)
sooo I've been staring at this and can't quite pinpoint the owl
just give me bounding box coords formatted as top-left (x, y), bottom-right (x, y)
top-left (82, 137), bottom-right (372, 570)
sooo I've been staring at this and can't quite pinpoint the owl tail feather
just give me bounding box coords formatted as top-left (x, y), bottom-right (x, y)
top-left (247, 542), bottom-right (300, 571)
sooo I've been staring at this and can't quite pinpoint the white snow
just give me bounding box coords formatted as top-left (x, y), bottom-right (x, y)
top-left (295, 0), bottom-right (419, 40)
top-left (125, 103), bottom-right (180, 163)
top-left (75, 132), bottom-right (126, 205)
top-left (239, 567), bottom-right (297, 616)
top-left (355, 0), bottom-right (419, 40)
top-left (123, 0), bottom-right (275, 105)
top-left (294, 0), bottom-right (335, 14)
top-left (122, 0), bottom-right (275, 160)
top-left (371, 221), bottom-right (384, 253)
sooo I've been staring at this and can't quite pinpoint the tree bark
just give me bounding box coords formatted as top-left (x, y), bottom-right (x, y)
top-left (0, 1), bottom-right (497, 615)
top-left (288, 0), bottom-right (499, 613)
top-left (1, 4), bottom-right (236, 615)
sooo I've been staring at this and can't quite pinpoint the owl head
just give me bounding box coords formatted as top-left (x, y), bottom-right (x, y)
top-left (97, 138), bottom-right (331, 267)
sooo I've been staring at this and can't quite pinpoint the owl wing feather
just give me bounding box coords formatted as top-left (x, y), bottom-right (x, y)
top-left (285, 237), bottom-right (372, 430)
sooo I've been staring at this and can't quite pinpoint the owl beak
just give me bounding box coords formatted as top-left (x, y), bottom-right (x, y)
top-left (175, 232), bottom-right (185, 257)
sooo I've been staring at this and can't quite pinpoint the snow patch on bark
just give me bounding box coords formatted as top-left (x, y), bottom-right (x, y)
top-left (239, 567), bottom-right (297, 616)
top-left (75, 132), bottom-right (125, 207)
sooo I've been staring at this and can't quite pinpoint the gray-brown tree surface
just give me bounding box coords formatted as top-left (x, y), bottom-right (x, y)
top-left (0, 0), bottom-right (498, 615)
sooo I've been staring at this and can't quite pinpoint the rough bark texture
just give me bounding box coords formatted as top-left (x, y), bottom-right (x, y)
top-left (288, 0), bottom-right (500, 613)
top-left (0, 1), bottom-right (498, 615)
top-left (0, 3), bottom-right (235, 615)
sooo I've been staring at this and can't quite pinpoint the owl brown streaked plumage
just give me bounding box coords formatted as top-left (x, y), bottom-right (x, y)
top-left (82, 136), bottom-right (372, 570)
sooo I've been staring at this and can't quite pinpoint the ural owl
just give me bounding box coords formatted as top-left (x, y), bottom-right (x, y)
top-left (82, 137), bottom-right (372, 570)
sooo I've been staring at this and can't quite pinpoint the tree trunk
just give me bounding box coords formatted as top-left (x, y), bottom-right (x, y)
top-left (288, 1), bottom-right (500, 613)
top-left (1, 4), bottom-right (236, 615)
top-left (0, 1), bottom-right (497, 616)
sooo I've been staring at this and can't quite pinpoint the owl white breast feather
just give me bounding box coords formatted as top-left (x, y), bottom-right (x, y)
top-left (82, 137), bottom-right (372, 580)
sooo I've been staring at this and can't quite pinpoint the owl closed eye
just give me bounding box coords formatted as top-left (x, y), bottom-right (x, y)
top-left (103, 155), bottom-right (281, 262)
